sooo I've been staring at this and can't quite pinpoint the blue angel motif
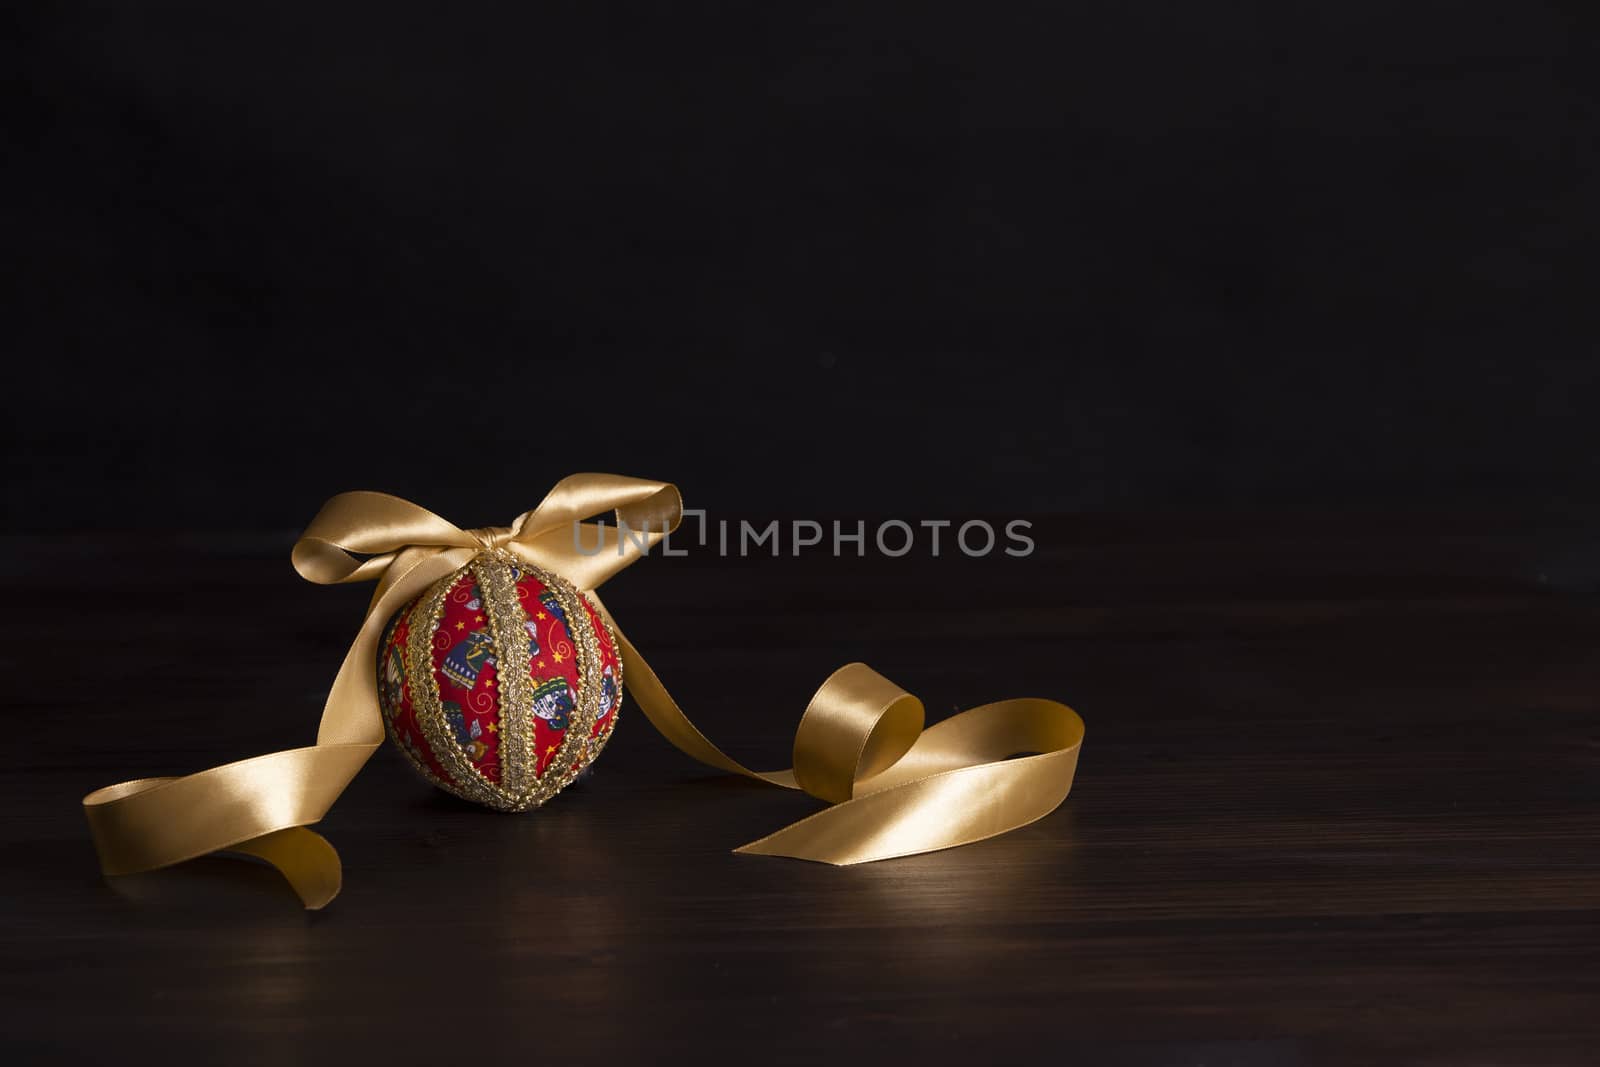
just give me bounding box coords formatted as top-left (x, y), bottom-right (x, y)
top-left (441, 629), bottom-right (495, 690)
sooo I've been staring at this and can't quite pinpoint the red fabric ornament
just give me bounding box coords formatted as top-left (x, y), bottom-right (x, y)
top-left (376, 551), bottom-right (622, 810)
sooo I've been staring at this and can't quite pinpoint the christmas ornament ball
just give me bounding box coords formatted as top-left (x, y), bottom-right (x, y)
top-left (376, 550), bottom-right (623, 811)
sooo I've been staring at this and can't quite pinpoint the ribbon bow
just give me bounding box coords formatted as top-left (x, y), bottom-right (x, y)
top-left (83, 474), bottom-right (1085, 908)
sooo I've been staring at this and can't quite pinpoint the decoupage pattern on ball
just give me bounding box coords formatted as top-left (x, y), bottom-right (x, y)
top-left (375, 550), bottom-right (623, 810)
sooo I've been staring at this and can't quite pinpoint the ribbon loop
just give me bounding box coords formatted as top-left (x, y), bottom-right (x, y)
top-left (792, 663), bottom-right (924, 804)
top-left (83, 475), bottom-right (1083, 908)
top-left (509, 474), bottom-right (685, 591)
top-left (515, 473), bottom-right (684, 542)
top-left (291, 491), bottom-right (478, 585)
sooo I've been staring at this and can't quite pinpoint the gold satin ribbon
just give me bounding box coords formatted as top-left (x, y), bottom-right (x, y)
top-left (82, 475), bottom-right (1085, 908)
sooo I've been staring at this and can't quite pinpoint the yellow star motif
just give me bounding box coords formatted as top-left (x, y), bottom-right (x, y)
top-left (536, 611), bottom-right (547, 620)
top-left (545, 743), bottom-right (557, 755)
top-left (536, 660), bottom-right (546, 669)
top-left (475, 615), bottom-right (483, 623)
top-left (485, 722), bottom-right (497, 733)
top-left (551, 650), bottom-right (565, 664)
top-left (454, 621), bottom-right (465, 630)
top-left (485, 678), bottom-right (494, 688)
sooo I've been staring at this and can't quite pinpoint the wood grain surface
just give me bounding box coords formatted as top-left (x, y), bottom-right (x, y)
top-left (2, 515), bottom-right (1596, 1065)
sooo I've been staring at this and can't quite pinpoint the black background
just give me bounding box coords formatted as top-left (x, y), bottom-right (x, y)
top-left (7, 2), bottom-right (1598, 530)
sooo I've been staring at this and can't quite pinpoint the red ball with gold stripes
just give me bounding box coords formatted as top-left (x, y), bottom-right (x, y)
top-left (375, 550), bottom-right (623, 810)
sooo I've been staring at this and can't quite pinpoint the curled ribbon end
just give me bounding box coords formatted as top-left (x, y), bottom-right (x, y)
top-left (229, 827), bottom-right (343, 910)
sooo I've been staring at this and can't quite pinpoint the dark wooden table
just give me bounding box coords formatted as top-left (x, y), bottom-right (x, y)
top-left (3, 515), bottom-right (1597, 1065)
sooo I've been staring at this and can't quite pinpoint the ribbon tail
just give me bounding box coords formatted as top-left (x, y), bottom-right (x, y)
top-left (82, 545), bottom-right (473, 909)
top-left (734, 743), bottom-right (1082, 864)
top-left (81, 742), bottom-right (378, 907)
top-left (591, 586), bottom-right (1086, 865)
